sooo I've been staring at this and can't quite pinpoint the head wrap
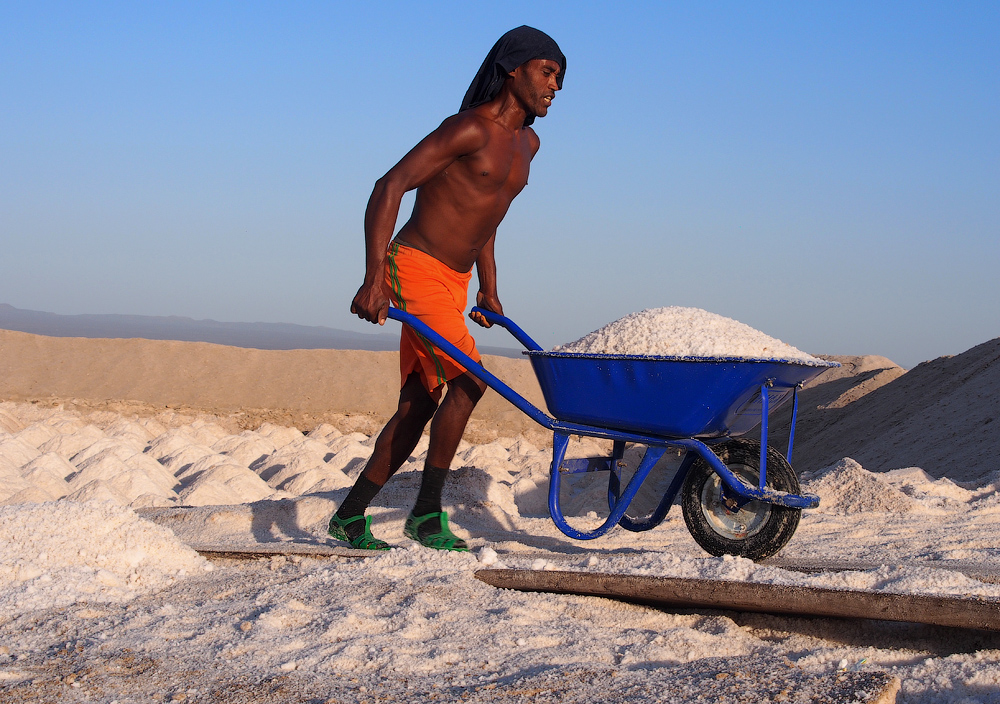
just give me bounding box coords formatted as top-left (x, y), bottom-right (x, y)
top-left (460, 26), bottom-right (566, 126)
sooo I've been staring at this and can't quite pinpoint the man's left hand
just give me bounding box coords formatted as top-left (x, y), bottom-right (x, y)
top-left (470, 291), bottom-right (503, 328)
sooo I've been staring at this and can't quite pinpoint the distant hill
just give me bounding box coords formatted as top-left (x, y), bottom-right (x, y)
top-left (0, 304), bottom-right (522, 357)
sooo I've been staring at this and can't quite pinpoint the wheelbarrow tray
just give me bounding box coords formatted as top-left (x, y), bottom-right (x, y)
top-left (526, 351), bottom-right (836, 439)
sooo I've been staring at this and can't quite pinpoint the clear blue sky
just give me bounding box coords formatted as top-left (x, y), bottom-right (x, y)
top-left (2, 1), bottom-right (997, 369)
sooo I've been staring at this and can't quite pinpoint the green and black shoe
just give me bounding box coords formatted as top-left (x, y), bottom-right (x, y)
top-left (403, 511), bottom-right (469, 552)
top-left (328, 514), bottom-right (391, 551)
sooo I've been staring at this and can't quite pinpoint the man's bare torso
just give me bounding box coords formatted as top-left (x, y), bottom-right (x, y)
top-left (351, 56), bottom-right (559, 327)
top-left (395, 108), bottom-right (540, 273)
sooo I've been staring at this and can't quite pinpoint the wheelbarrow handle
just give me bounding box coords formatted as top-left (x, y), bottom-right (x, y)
top-left (385, 307), bottom-right (552, 428)
top-left (469, 307), bottom-right (543, 352)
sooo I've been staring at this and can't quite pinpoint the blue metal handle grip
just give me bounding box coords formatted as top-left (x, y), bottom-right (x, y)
top-left (469, 306), bottom-right (543, 351)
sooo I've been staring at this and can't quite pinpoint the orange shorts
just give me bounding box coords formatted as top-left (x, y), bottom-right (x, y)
top-left (385, 242), bottom-right (482, 397)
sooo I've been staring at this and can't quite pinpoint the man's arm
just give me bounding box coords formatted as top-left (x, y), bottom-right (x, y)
top-left (351, 115), bottom-right (491, 324)
top-left (469, 231), bottom-right (503, 328)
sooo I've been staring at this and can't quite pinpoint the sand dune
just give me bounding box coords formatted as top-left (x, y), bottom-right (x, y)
top-left (771, 340), bottom-right (1000, 482)
top-left (0, 329), bottom-right (549, 444)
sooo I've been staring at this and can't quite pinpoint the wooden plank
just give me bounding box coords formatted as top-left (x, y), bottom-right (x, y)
top-left (494, 551), bottom-right (1000, 585)
top-left (475, 568), bottom-right (1000, 631)
top-left (764, 556), bottom-right (1000, 585)
top-left (190, 542), bottom-right (374, 559)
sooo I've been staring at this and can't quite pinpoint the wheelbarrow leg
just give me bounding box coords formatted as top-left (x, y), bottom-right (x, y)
top-left (606, 440), bottom-right (627, 511)
top-left (548, 433), bottom-right (666, 540)
top-left (759, 382), bottom-right (770, 490)
top-left (617, 449), bottom-right (697, 533)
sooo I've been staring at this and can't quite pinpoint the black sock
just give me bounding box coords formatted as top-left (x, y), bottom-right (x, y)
top-left (335, 476), bottom-right (383, 539)
top-left (412, 463), bottom-right (449, 520)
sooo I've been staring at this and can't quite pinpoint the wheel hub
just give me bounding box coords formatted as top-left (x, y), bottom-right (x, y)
top-left (700, 464), bottom-right (771, 540)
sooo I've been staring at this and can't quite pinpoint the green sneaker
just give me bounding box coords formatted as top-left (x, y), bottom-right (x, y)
top-left (328, 514), bottom-right (390, 551)
top-left (403, 511), bottom-right (469, 552)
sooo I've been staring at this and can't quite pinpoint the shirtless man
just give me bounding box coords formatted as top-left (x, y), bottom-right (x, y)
top-left (328, 26), bottom-right (565, 551)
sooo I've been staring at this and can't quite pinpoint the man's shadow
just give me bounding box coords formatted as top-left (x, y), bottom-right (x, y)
top-left (248, 491), bottom-right (349, 544)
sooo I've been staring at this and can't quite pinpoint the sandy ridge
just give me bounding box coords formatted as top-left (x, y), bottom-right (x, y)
top-left (0, 329), bottom-right (549, 444)
top-left (770, 339), bottom-right (1000, 481)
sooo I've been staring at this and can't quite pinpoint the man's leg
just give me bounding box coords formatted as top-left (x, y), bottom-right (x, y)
top-left (406, 372), bottom-right (487, 549)
top-left (331, 373), bottom-right (438, 547)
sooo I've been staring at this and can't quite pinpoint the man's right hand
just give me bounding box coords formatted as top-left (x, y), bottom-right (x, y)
top-left (351, 281), bottom-right (390, 325)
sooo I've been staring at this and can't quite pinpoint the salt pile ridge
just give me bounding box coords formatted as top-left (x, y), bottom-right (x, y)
top-left (553, 307), bottom-right (823, 363)
top-left (0, 500), bottom-right (211, 617)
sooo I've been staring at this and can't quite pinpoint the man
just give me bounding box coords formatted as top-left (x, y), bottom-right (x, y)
top-left (328, 26), bottom-right (565, 551)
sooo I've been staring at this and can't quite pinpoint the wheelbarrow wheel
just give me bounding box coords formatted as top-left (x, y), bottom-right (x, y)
top-left (681, 439), bottom-right (800, 561)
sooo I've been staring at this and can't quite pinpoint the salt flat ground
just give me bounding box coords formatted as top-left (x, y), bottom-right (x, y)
top-left (2, 396), bottom-right (1000, 703)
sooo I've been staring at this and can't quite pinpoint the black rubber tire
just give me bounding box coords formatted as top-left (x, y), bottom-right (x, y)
top-left (681, 439), bottom-right (801, 561)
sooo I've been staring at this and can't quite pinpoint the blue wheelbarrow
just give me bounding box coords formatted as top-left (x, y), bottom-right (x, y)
top-left (387, 307), bottom-right (839, 561)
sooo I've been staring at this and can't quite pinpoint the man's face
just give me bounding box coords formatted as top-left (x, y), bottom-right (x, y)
top-left (509, 58), bottom-right (561, 119)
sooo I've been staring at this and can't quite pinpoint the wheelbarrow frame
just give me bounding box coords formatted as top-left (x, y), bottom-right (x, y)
top-left (387, 307), bottom-right (827, 542)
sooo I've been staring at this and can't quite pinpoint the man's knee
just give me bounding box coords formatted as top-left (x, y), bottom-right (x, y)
top-left (399, 373), bottom-right (439, 420)
top-left (448, 372), bottom-right (487, 407)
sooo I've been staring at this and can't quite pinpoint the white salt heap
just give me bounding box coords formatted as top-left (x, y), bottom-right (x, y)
top-left (553, 306), bottom-right (823, 363)
top-left (0, 500), bottom-right (211, 617)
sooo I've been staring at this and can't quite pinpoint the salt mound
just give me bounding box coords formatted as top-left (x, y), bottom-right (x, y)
top-left (96, 466), bottom-right (177, 504)
top-left (15, 417), bottom-right (87, 451)
top-left (883, 467), bottom-right (974, 509)
top-left (103, 418), bottom-right (156, 444)
top-left (307, 423), bottom-right (343, 445)
top-left (0, 435), bottom-right (41, 467)
top-left (257, 440), bottom-right (337, 487)
top-left (257, 422), bottom-right (305, 449)
top-left (159, 444), bottom-right (219, 475)
top-left (15, 422), bottom-right (61, 448)
top-left (0, 500), bottom-right (210, 617)
top-left (145, 429), bottom-right (200, 460)
top-left (211, 432), bottom-right (277, 468)
top-left (69, 455), bottom-right (165, 495)
top-left (71, 436), bottom-right (146, 466)
top-left (65, 479), bottom-right (130, 505)
top-left (4, 486), bottom-right (58, 505)
top-left (280, 466), bottom-right (353, 494)
top-left (20, 463), bottom-right (71, 499)
top-left (185, 419), bottom-right (230, 446)
top-left (137, 416), bottom-right (168, 437)
top-left (22, 452), bottom-right (77, 480)
top-left (0, 470), bottom-right (30, 504)
top-left (37, 426), bottom-right (107, 460)
top-left (178, 464), bottom-right (273, 506)
top-left (0, 409), bottom-right (23, 434)
top-left (801, 458), bottom-right (916, 514)
top-left (553, 306), bottom-right (822, 362)
top-left (326, 432), bottom-right (372, 454)
top-left (325, 440), bottom-right (373, 476)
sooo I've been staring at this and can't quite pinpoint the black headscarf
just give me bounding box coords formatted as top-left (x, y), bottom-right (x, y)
top-left (460, 26), bottom-right (566, 126)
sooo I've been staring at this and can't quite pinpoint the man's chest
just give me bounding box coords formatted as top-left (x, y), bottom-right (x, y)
top-left (456, 137), bottom-right (533, 195)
